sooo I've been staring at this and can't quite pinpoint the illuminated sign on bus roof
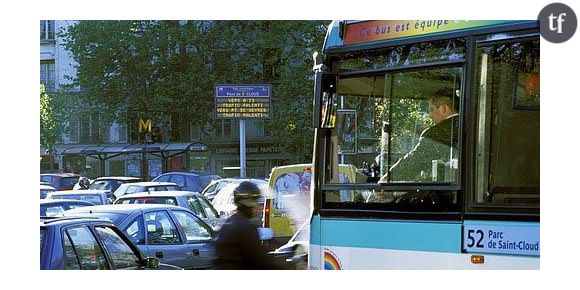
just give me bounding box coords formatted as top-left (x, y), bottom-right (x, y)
top-left (343, 20), bottom-right (517, 45)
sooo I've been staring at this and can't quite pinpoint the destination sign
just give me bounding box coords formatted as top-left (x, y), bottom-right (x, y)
top-left (463, 221), bottom-right (539, 256)
top-left (215, 85), bottom-right (272, 119)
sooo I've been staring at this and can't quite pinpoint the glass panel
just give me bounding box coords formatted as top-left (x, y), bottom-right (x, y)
top-left (187, 196), bottom-right (206, 217)
top-left (43, 206), bottom-right (65, 217)
top-left (124, 218), bottom-right (145, 244)
top-left (63, 232), bottom-right (81, 269)
top-left (198, 197), bottom-right (219, 219)
top-left (64, 226), bottom-right (109, 270)
top-left (69, 115), bottom-right (80, 143)
top-left (95, 226), bottom-right (140, 269)
top-left (383, 67), bottom-right (461, 184)
top-left (339, 39), bottom-right (465, 72)
top-left (144, 211), bottom-right (181, 244)
top-left (40, 61), bottom-right (55, 92)
top-left (324, 189), bottom-right (457, 212)
top-left (170, 175), bottom-right (186, 188)
top-left (172, 211), bottom-right (212, 242)
top-left (335, 67), bottom-right (462, 185)
top-left (474, 38), bottom-right (540, 207)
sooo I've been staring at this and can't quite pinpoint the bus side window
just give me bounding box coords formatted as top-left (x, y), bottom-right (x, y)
top-left (474, 38), bottom-right (540, 207)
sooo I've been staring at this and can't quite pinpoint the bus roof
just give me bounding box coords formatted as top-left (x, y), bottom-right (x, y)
top-left (323, 20), bottom-right (538, 52)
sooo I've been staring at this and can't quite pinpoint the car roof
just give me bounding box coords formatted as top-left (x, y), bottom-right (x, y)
top-left (217, 182), bottom-right (271, 196)
top-left (122, 181), bottom-right (178, 186)
top-left (118, 191), bottom-right (201, 199)
top-left (40, 216), bottom-right (110, 226)
top-left (50, 190), bottom-right (108, 195)
top-left (158, 171), bottom-right (221, 177)
top-left (40, 173), bottom-right (80, 177)
top-left (66, 203), bottom-right (182, 214)
top-left (214, 178), bottom-right (267, 183)
top-left (94, 176), bottom-right (141, 181)
top-left (40, 199), bottom-right (95, 205)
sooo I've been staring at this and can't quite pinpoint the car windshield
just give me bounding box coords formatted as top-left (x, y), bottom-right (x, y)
top-left (52, 194), bottom-right (104, 205)
top-left (61, 177), bottom-right (80, 188)
top-left (150, 185), bottom-right (180, 191)
top-left (40, 175), bottom-right (53, 183)
top-left (89, 181), bottom-right (111, 190)
top-left (197, 175), bottom-right (221, 191)
top-left (119, 197), bottom-right (178, 206)
top-left (68, 212), bottom-right (128, 225)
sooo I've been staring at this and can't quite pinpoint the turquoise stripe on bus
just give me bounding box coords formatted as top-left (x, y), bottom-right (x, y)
top-left (314, 218), bottom-right (462, 253)
top-left (311, 215), bottom-right (321, 245)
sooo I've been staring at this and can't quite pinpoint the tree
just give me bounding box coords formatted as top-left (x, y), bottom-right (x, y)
top-left (60, 20), bottom-right (329, 163)
top-left (40, 85), bottom-right (59, 170)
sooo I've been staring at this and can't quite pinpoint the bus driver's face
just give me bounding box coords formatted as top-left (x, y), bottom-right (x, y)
top-left (428, 102), bottom-right (451, 125)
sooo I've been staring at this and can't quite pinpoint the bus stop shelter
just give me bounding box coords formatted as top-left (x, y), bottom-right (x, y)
top-left (60, 142), bottom-right (209, 179)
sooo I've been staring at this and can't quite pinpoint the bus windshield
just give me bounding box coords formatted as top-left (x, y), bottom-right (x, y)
top-left (322, 37), bottom-right (539, 212)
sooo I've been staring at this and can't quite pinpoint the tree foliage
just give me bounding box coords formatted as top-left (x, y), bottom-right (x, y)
top-left (61, 20), bottom-right (328, 162)
top-left (40, 85), bottom-right (59, 155)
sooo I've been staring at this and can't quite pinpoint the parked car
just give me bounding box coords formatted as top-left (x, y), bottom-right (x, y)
top-left (40, 216), bottom-right (181, 270)
top-left (89, 176), bottom-right (142, 200)
top-left (112, 182), bottom-right (181, 200)
top-left (114, 191), bottom-right (223, 230)
top-left (46, 190), bottom-right (110, 205)
top-left (40, 184), bottom-right (56, 199)
top-left (64, 204), bottom-right (215, 269)
top-left (40, 199), bottom-right (95, 217)
top-left (152, 172), bottom-right (222, 194)
top-left (201, 178), bottom-right (267, 202)
top-left (211, 179), bottom-right (269, 218)
top-left (40, 173), bottom-right (80, 190)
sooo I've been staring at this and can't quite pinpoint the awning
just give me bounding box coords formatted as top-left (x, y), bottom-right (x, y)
top-left (61, 142), bottom-right (208, 160)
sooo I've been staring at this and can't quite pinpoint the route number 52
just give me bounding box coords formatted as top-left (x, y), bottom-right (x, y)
top-left (466, 229), bottom-right (484, 248)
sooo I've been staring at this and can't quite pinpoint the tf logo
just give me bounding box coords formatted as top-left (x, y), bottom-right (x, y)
top-left (538, 2), bottom-right (577, 43)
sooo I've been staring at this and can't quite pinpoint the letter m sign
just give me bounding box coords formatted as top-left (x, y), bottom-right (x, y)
top-left (138, 118), bottom-right (152, 133)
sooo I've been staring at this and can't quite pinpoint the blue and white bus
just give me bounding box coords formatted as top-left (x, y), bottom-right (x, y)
top-left (309, 20), bottom-right (539, 269)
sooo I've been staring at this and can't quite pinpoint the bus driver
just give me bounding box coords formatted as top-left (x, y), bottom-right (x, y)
top-left (380, 92), bottom-right (459, 183)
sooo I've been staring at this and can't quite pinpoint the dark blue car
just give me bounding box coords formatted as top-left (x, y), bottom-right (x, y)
top-left (40, 216), bottom-right (181, 270)
top-left (152, 172), bottom-right (221, 193)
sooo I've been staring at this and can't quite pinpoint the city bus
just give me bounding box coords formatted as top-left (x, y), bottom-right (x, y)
top-left (309, 20), bottom-right (539, 269)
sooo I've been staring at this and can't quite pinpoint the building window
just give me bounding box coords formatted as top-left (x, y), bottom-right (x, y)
top-left (215, 119), bottom-right (232, 140)
top-left (80, 112), bottom-right (101, 143)
top-left (190, 123), bottom-right (201, 141)
top-left (40, 60), bottom-right (56, 92)
top-left (66, 111), bottom-right (114, 144)
top-left (245, 119), bottom-right (264, 140)
top-left (40, 20), bottom-right (55, 40)
top-left (68, 115), bottom-right (80, 144)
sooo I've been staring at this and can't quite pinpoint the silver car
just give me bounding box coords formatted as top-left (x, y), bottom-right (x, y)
top-left (112, 182), bottom-right (181, 200)
top-left (46, 190), bottom-right (110, 205)
top-left (64, 204), bottom-right (215, 270)
top-left (114, 191), bottom-right (223, 230)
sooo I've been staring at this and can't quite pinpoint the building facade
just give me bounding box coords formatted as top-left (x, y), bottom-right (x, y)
top-left (40, 20), bottom-right (293, 180)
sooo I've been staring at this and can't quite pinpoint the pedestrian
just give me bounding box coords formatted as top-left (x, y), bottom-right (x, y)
top-left (73, 176), bottom-right (90, 190)
top-left (213, 181), bottom-right (286, 269)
